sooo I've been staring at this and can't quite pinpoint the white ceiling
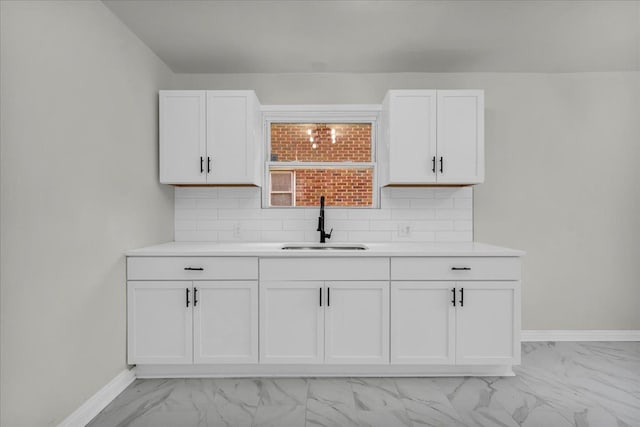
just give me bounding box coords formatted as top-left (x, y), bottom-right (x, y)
top-left (103, 0), bottom-right (640, 73)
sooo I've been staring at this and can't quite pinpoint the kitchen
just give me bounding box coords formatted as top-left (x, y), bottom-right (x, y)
top-left (1, 1), bottom-right (639, 426)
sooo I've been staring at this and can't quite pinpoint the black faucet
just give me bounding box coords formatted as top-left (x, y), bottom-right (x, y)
top-left (317, 195), bottom-right (333, 243)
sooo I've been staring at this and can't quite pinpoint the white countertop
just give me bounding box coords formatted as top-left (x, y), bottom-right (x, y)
top-left (126, 241), bottom-right (524, 257)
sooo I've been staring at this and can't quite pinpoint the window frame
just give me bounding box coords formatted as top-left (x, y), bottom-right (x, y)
top-left (262, 105), bottom-right (381, 209)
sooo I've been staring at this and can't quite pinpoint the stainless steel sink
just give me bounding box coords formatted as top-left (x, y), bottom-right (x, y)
top-left (281, 243), bottom-right (368, 251)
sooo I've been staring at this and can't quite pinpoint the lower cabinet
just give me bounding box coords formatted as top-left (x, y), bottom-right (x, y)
top-left (391, 282), bottom-right (455, 364)
top-left (127, 280), bottom-right (258, 365)
top-left (127, 281), bottom-right (193, 364)
top-left (391, 281), bottom-right (520, 365)
top-left (455, 282), bottom-right (520, 365)
top-left (193, 281), bottom-right (258, 364)
top-left (126, 255), bottom-right (522, 375)
top-left (259, 281), bottom-right (324, 364)
top-left (260, 281), bottom-right (389, 364)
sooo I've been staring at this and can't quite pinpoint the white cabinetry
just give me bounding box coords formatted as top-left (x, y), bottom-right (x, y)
top-left (455, 282), bottom-right (519, 365)
top-left (159, 91), bottom-right (206, 184)
top-left (193, 281), bottom-right (258, 364)
top-left (159, 90), bottom-right (261, 185)
top-left (259, 258), bottom-right (390, 365)
top-left (127, 257), bottom-right (259, 365)
top-left (324, 281), bottom-right (389, 364)
top-left (391, 257), bottom-right (520, 366)
top-left (260, 281), bottom-right (324, 364)
top-left (390, 282), bottom-right (454, 364)
top-left (381, 90), bottom-right (484, 185)
top-left (127, 281), bottom-right (193, 364)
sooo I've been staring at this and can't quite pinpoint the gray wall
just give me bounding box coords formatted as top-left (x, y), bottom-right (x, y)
top-left (175, 72), bottom-right (640, 330)
top-left (0, 1), bottom-right (174, 425)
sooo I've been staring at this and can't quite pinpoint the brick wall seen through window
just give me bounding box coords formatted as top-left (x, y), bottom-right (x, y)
top-left (269, 123), bottom-right (374, 207)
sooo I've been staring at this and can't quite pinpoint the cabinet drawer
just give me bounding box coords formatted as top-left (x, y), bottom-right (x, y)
top-left (260, 258), bottom-right (389, 281)
top-left (127, 257), bottom-right (258, 280)
top-left (391, 257), bottom-right (520, 281)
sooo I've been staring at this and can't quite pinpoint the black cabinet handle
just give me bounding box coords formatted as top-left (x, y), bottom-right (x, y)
top-left (432, 156), bottom-right (436, 173)
top-left (193, 287), bottom-right (198, 307)
top-left (186, 288), bottom-right (190, 307)
top-left (459, 287), bottom-right (464, 307)
top-left (451, 267), bottom-right (471, 271)
top-left (207, 156), bottom-right (211, 173)
top-left (451, 288), bottom-right (456, 307)
top-left (319, 287), bottom-right (322, 307)
top-left (200, 156), bottom-right (204, 173)
top-left (327, 287), bottom-right (330, 307)
top-left (184, 267), bottom-right (204, 271)
top-left (439, 156), bottom-right (444, 173)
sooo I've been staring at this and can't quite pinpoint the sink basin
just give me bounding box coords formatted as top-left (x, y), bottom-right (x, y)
top-left (281, 243), bottom-right (368, 251)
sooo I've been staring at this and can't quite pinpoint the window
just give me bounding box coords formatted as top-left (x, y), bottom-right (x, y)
top-left (269, 171), bottom-right (294, 206)
top-left (264, 108), bottom-right (378, 208)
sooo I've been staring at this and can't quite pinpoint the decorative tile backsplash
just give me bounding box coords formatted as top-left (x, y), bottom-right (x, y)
top-left (174, 186), bottom-right (473, 242)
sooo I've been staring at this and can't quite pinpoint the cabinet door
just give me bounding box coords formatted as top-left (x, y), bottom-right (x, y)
top-left (387, 90), bottom-right (437, 184)
top-left (260, 281), bottom-right (324, 364)
top-left (127, 281), bottom-right (192, 364)
top-left (193, 281), bottom-right (258, 364)
top-left (206, 91), bottom-right (259, 184)
top-left (391, 282), bottom-right (455, 364)
top-left (325, 281), bottom-right (389, 364)
top-left (159, 91), bottom-right (206, 184)
top-left (455, 281), bottom-right (520, 365)
top-left (436, 90), bottom-right (484, 184)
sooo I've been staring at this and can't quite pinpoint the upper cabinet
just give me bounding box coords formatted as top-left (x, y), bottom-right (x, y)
top-left (159, 90), bottom-right (261, 185)
top-left (380, 90), bottom-right (484, 185)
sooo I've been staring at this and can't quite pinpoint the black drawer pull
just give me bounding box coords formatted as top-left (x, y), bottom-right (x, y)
top-left (439, 156), bottom-right (444, 173)
top-left (432, 156), bottom-right (436, 173)
top-left (459, 287), bottom-right (464, 307)
top-left (184, 267), bottom-right (204, 271)
top-left (451, 288), bottom-right (456, 307)
top-left (451, 267), bottom-right (471, 271)
top-left (319, 288), bottom-right (322, 307)
top-left (200, 156), bottom-right (204, 173)
top-left (193, 287), bottom-right (198, 307)
top-left (327, 287), bottom-right (330, 307)
top-left (186, 288), bottom-right (190, 307)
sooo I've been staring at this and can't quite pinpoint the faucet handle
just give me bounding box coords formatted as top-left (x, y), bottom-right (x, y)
top-left (326, 228), bottom-right (333, 239)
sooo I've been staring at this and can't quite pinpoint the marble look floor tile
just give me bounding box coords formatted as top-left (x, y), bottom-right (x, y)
top-left (87, 379), bottom-right (189, 427)
top-left (461, 407), bottom-right (520, 427)
top-left (305, 400), bottom-right (359, 427)
top-left (253, 404), bottom-right (306, 427)
top-left (439, 377), bottom-right (502, 413)
top-left (126, 411), bottom-right (205, 427)
top-left (350, 378), bottom-right (404, 411)
top-left (520, 404), bottom-right (575, 427)
top-left (87, 343), bottom-right (640, 427)
top-left (401, 398), bottom-right (467, 427)
top-left (307, 378), bottom-right (355, 406)
top-left (356, 409), bottom-right (413, 427)
top-left (214, 378), bottom-right (261, 408)
top-left (259, 378), bottom-right (309, 406)
top-left (205, 397), bottom-right (254, 427)
top-left (394, 378), bottom-right (447, 403)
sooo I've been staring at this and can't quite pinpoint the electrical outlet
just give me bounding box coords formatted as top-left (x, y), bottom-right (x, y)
top-left (233, 223), bottom-right (241, 238)
top-left (397, 223), bottom-right (411, 237)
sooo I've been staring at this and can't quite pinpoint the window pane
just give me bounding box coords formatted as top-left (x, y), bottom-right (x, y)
top-left (289, 168), bottom-right (373, 207)
top-left (271, 172), bottom-right (292, 191)
top-left (271, 193), bottom-right (293, 206)
top-left (271, 123), bottom-right (371, 162)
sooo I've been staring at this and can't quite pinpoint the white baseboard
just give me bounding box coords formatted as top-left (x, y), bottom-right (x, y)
top-left (522, 330), bottom-right (640, 342)
top-left (58, 368), bottom-right (136, 427)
